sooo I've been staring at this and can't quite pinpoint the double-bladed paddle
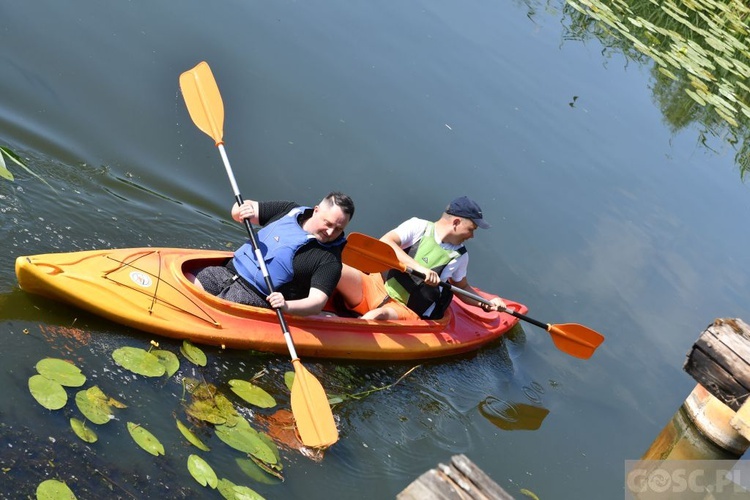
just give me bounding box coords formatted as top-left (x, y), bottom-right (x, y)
top-left (179, 61), bottom-right (338, 448)
top-left (342, 232), bottom-right (604, 359)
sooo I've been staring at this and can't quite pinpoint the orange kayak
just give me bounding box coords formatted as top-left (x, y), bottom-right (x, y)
top-left (15, 248), bottom-right (526, 360)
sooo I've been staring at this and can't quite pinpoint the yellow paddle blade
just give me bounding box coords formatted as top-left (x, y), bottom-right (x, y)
top-left (179, 61), bottom-right (225, 146)
top-left (547, 323), bottom-right (604, 360)
top-left (342, 232), bottom-right (404, 273)
top-left (290, 359), bottom-right (339, 448)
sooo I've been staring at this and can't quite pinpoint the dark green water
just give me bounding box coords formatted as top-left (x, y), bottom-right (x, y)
top-left (2, 0), bottom-right (749, 498)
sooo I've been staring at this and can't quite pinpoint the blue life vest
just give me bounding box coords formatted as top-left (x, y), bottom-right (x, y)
top-left (232, 206), bottom-right (332, 295)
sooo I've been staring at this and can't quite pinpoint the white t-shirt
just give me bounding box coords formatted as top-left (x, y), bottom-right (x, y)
top-left (392, 217), bottom-right (469, 283)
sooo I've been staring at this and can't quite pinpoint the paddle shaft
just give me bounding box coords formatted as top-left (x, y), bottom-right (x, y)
top-left (406, 267), bottom-right (550, 330)
top-left (217, 144), bottom-right (298, 359)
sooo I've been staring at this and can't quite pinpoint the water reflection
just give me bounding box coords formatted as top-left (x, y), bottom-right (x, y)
top-left (562, 0), bottom-right (750, 178)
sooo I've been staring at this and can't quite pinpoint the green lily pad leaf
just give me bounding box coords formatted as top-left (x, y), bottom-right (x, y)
top-left (36, 478), bottom-right (77, 499)
top-left (181, 340), bottom-right (207, 366)
top-left (0, 150), bottom-right (13, 181)
top-left (284, 371), bottom-right (294, 391)
top-left (214, 419), bottom-right (277, 465)
top-left (256, 431), bottom-right (281, 467)
top-left (217, 478), bottom-right (265, 500)
top-left (127, 422), bottom-right (165, 456)
top-left (229, 380), bottom-right (276, 408)
top-left (112, 347), bottom-right (166, 377)
top-left (176, 419), bottom-right (210, 451)
top-left (0, 146), bottom-right (56, 192)
top-left (187, 454), bottom-right (218, 488)
top-left (36, 358), bottom-right (87, 387)
top-left (75, 386), bottom-right (113, 425)
top-left (186, 399), bottom-right (228, 425)
top-left (151, 349), bottom-right (180, 377)
top-left (29, 375), bottom-right (67, 410)
top-left (249, 455), bottom-right (285, 479)
top-left (70, 418), bottom-right (98, 443)
top-left (236, 458), bottom-right (283, 484)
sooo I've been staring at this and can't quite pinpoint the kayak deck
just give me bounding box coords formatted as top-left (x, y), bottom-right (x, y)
top-left (15, 247), bottom-right (526, 360)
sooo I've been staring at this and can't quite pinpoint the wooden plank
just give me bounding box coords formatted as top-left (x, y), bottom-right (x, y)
top-left (398, 454), bottom-right (514, 500)
top-left (684, 346), bottom-right (749, 411)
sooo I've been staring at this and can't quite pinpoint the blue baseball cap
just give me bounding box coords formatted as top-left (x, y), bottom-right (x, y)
top-left (445, 196), bottom-right (490, 229)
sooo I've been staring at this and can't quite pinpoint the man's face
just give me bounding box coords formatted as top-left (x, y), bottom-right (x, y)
top-left (307, 203), bottom-right (350, 243)
top-left (455, 217), bottom-right (478, 242)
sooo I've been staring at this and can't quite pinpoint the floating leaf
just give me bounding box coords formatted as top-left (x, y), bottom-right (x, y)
top-left (112, 347), bottom-right (166, 377)
top-left (0, 146), bottom-right (56, 192)
top-left (229, 380), bottom-right (276, 408)
top-left (0, 150), bottom-right (13, 181)
top-left (236, 458), bottom-right (283, 484)
top-left (70, 418), bottom-right (97, 443)
top-left (284, 372), bottom-right (294, 391)
top-left (249, 455), bottom-right (285, 480)
top-left (29, 375), bottom-right (67, 410)
top-left (151, 349), bottom-right (180, 377)
top-left (217, 478), bottom-right (265, 500)
top-left (520, 488), bottom-right (540, 500)
top-left (181, 340), bottom-right (207, 366)
top-left (36, 479), bottom-right (77, 499)
top-left (36, 358), bottom-right (86, 387)
top-left (176, 419), bottom-right (210, 451)
top-left (75, 386), bottom-right (113, 425)
top-left (186, 399), bottom-right (228, 425)
top-left (127, 422), bottom-right (165, 456)
top-left (214, 418), bottom-right (278, 465)
top-left (187, 454), bottom-right (218, 488)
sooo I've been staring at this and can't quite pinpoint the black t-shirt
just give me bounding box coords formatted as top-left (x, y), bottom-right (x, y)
top-left (256, 201), bottom-right (344, 299)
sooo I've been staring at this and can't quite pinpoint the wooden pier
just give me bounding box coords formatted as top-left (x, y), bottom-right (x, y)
top-left (398, 454), bottom-right (514, 500)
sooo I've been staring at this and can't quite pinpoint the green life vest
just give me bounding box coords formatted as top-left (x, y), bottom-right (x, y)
top-left (384, 222), bottom-right (466, 319)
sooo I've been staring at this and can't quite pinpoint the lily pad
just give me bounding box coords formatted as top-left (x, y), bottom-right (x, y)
top-left (181, 340), bottom-right (207, 366)
top-left (36, 479), bottom-right (77, 499)
top-left (29, 375), bottom-right (68, 410)
top-left (75, 386), bottom-right (114, 425)
top-left (151, 349), bottom-right (180, 377)
top-left (187, 454), bottom-right (218, 488)
top-left (214, 418), bottom-right (278, 465)
top-left (186, 399), bottom-right (228, 425)
top-left (217, 478), bottom-right (265, 500)
top-left (127, 422), bottom-right (165, 456)
top-left (236, 458), bottom-right (283, 484)
top-left (35, 358), bottom-right (86, 387)
top-left (176, 419), bottom-right (210, 451)
top-left (229, 380), bottom-right (276, 408)
top-left (112, 347), bottom-right (166, 377)
top-left (284, 371), bottom-right (294, 391)
top-left (70, 418), bottom-right (98, 443)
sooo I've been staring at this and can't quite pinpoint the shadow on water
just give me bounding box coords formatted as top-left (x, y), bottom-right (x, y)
top-left (562, 0), bottom-right (750, 179)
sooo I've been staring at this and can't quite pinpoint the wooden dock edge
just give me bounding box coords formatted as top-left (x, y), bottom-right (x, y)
top-left (398, 454), bottom-right (514, 499)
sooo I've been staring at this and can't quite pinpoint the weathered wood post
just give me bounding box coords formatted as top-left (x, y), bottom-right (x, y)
top-left (629, 319), bottom-right (750, 497)
top-left (640, 319), bottom-right (750, 460)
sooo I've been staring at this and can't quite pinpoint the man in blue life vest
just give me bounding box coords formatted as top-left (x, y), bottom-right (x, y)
top-left (195, 191), bottom-right (355, 316)
top-left (336, 196), bottom-right (505, 320)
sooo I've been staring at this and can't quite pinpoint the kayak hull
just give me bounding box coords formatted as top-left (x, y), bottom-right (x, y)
top-left (15, 248), bottom-right (526, 360)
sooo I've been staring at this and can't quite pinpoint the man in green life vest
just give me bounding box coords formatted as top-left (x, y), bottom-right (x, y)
top-left (336, 196), bottom-right (506, 320)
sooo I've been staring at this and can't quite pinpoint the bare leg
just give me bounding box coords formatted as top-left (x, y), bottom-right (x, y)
top-left (336, 264), bottom-right (364, 309)
top-left (361, 306), bottom-right (399, 320)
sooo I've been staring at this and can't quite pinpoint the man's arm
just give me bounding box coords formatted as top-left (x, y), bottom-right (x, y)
top-left (449, 276), bottom-right (506, 310)
top-left (380, 230), bottom-right (440, 286)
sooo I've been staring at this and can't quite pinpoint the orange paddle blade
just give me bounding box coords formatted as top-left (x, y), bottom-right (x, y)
top-left (546, 323), bottom-right (604, 360)
top-left (290, 359), bottom-right (339, 448)
top-left (179, 61), bottom-right (225, 146)
top-left (343, 232), bottom-right (404, 273)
